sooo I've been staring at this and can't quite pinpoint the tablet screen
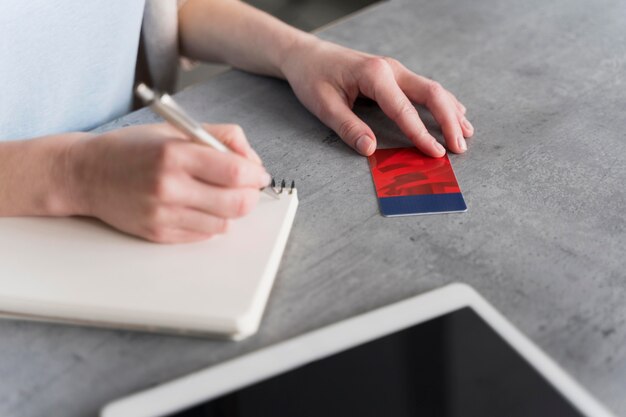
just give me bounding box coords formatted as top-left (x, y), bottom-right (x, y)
top-left (169, 307), bottom-right (583, 417)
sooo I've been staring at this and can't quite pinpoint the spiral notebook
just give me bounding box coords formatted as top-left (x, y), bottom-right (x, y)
top-left (0, 184), bottom-right (298, 340)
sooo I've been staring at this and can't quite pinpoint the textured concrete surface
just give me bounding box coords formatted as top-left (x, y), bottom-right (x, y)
top-left (1, 0), bottom-right (625, 416)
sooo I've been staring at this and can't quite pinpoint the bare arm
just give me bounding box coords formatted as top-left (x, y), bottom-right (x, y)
top-left (0, 134), bottom-right (85, 217)
top-left (178, 0), bottom-right (474, 157)
top-left (0, 125), bottom-right (269, 243)
top-left (178, 0), bottom-right (312, 78)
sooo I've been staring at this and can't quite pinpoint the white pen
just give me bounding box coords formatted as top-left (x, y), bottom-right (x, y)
top-left (135, 83), bottom-right (279, 199)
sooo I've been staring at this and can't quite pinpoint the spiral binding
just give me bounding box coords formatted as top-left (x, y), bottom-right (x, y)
top-left (271, 178), bottom-right (296, 195)
top-left (260, 178), bottom-right (295, 199)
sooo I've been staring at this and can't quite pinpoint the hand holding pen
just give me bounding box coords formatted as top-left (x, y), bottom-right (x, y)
top-left (136, 84), bottom-right (279, 200)
top-left (58, 94), bottom-right (271, 244)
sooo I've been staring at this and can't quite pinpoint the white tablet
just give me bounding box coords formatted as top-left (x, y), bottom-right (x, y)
top-left (101, 283), bottom-right (615, 417)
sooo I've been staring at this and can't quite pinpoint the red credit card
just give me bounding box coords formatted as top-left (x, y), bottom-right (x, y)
top-left (368, 147), bottom-right (467, 217)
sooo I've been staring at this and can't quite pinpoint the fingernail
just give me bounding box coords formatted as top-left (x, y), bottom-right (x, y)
top-left (457, 136), bottom-right (467, 152)
top-left (463, 118), bottom-right (473, 131)
top-left (434, 141), bottom-right (446, 155)
top-left (356, 136), bottom-right (373, 155)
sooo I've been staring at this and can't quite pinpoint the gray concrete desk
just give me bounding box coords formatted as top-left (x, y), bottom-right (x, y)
top-left (1, 0), bottom-right (625, 415)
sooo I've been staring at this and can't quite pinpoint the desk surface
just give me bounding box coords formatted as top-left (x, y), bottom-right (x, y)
top-left (2, 0), bottom-right (625, 415)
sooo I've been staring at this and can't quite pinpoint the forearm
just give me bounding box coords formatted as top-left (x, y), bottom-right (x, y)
top-left (178, 0), bottom-right (316, 78)
top-left (0, 134), bottom-right (86, 217)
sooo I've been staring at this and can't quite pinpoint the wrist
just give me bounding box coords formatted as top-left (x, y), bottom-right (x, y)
top-left (277, 32), bottom-right (321, 79)
top-left (51, 132), bottom-right (95, 216)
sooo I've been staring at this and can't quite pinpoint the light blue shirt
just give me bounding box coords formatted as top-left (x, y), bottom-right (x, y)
top-left (0, 0), bottom-right (146, 141)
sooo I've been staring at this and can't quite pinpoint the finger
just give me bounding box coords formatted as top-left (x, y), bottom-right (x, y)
top-left (182, 146), bottom-right (271, 188)
top-left (359, 59), bottom-right (445, 157)
top-left (388, 64), bottom-right (474, 142)
top-left (457, 111), bottom-right (474, 138)
top-left (138, 122), bottom-right (263, 164)
top-left (146, 228), bottom-right (217, 244)
top-left (202, 123), bottom-right (263, 165)
top-left (315, 85), bottom-right (377, 155)
top-left (182, 180), bottom-right (261, 219)
top-left (422, 82), bottom-right (467, 153)
top-left (447, 91), bottom-right (466, 115)
top-left (384, 61), bottom-right (466, 115)
top-left (171, 207), bottom-right (231, 236)
top-left (123, 123), bottom-right (188, 142)
top-left (389, 67), bottom-right (467, 153)
top-left (446, 92), bottom-right (474, 137)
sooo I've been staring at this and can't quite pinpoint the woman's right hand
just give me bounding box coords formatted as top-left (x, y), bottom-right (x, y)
top-left (67, 123), bottom-right (270, 243)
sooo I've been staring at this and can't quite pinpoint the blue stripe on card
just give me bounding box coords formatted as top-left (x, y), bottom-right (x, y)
top-left (378, 193), bottom-right (467, 217)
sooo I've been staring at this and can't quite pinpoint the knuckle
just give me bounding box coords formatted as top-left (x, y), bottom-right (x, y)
top-left (427, 81), bottom-right (445, 98)
top-left (209, 191), bottom-right (227, 215)
top-left (218, 219), bottom-right (231, 234)
top-left (145, 228), bottom-right (169, 243)
top-left (221, 190), bottom-right (258, 218)
top-left (229, 124), bottom-right (245, 137)
top-left (207, 218), bottom-right (229, 235)
top-left (381, 56), bottom-right (400, 69)
top-left (364, 56), bottom-right (392, 78)
top-left (144, 204), bottom-right (168, 227)
top-left (143, 211), bottom-right (170, 243)
top-left (394, 98), bottom-right (416, 120)
top-left (151, 176), bottom-right (176, 202)
top-left (235, 190), bottom-right (259, 217)
top-left (222, 124), bottom-right (246, 145)
top-left (225, 160), bottom-right (248, 186)
top-left (338, 119), bottom-right (363, 142)
top-left (155, 141), bottom-right (180, 171)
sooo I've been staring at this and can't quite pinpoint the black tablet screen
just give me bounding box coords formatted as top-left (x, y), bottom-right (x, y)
top-left (169, 307), bottom-right (584, 417)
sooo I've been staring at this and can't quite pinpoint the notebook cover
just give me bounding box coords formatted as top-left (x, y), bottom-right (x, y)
top-left (0, 190), bottom-right (298, 340)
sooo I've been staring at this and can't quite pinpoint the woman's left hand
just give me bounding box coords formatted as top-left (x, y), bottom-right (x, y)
top-left (281, 38), bottom-right (474, 157)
